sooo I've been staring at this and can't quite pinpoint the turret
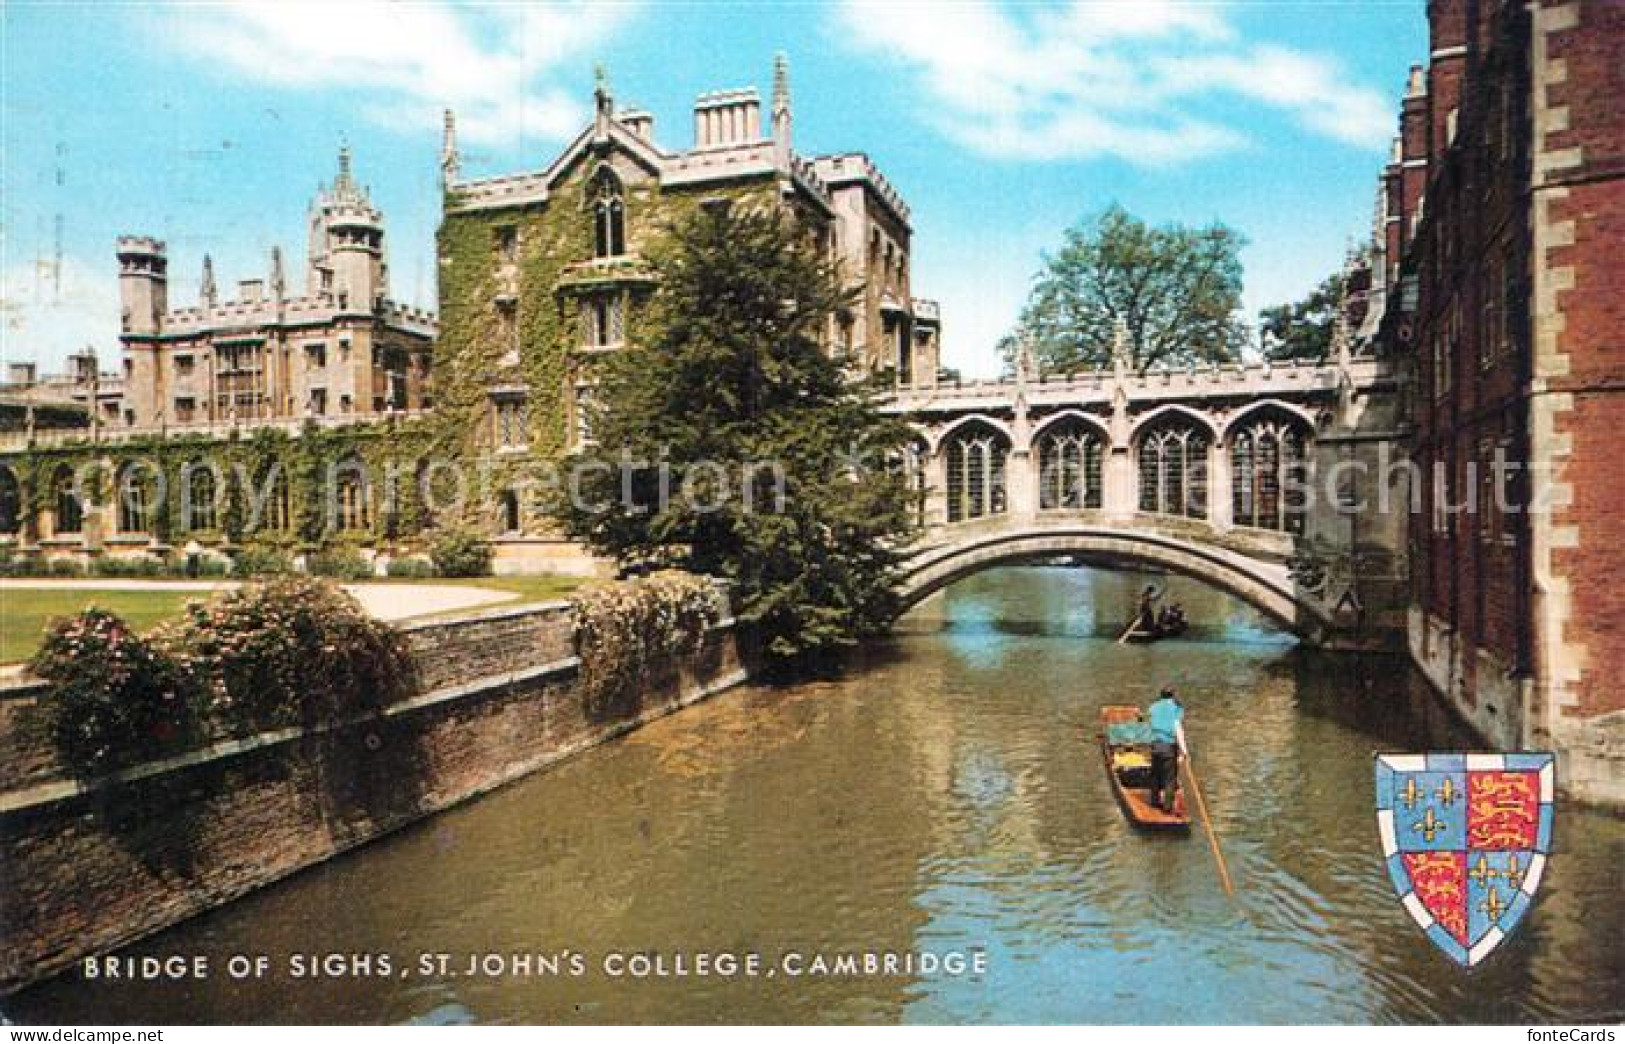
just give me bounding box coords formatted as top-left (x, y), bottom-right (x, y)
top-left (116, 236), bottom-right (167, 336)
top-left (440, 108), bottom-right (461, 184)
top-left (307, 145), bottom-right (387, 308)
top-left (200, 254), bottom-right (218, 308)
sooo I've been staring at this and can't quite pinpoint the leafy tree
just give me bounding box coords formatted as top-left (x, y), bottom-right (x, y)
top-left (1258, 271), bottom-right (1347, 362)
top-left (549, 206), bottom-right (918, 666)
top-left (1007, 204), bottom-right (1249, 373)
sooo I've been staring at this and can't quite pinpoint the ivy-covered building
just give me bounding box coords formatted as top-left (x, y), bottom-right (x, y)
top-left (0, 58), bottom-right (941, 577)
top-left (431, 58), bottom-right (941, 571)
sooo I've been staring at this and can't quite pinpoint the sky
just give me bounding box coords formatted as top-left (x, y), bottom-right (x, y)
top-left (1, 0), bottom-right (1426, 379)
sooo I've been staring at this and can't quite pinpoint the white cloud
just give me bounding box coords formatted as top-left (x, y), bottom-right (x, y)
top-left (835, 0), bottom-right (1391, 164)
top-left (1, 256), bottom-right (121, 371)
top-left (156, 1), bottom-right (635, 149)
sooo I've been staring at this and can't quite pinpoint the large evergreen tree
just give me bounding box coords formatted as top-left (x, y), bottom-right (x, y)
top-left (1007, 204), bottom-right (1249, 373)
top-left (549, 205), bottom-right (918, 665)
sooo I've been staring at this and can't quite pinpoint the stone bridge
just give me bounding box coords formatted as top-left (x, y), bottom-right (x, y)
top-left (880, 342), bottom-right (1409, 648)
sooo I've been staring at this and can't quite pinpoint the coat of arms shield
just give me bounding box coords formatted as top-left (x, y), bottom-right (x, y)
top-left (1374, 753), bottom-right (1554, 967)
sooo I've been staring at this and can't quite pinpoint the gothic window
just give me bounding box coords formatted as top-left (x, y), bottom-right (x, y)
top-left (253, 463), bottom-right (290, 534)
top-left (117, 464), bottom-right (153, 534)
top-left (581, 293), bottom-right (626, 349)
top-left (945, 421), bottom-right (1009, 523)
top-left (573, 385), bottom-right (598, 448)
top-left (184, 463), bottom-right (218, 532)
top-left (1137, 417), bottom-right (1208, 519)
top-left (337, 462), bottom-right (370, 532)
top-left (52, 465), bottom-right (82, 535)
top-left (1038, 419), bottom-right (1104, 511)
top-left (592, 169), bottom-right (626, 259)
top-left (1230, 411), bottom-right (1308, 533)
top-left (500, 489), bottom-right (522, 534)
top-left (0, 467), bottom-right (20, 535)
top-left (493, 396), bottom-right (527, 449)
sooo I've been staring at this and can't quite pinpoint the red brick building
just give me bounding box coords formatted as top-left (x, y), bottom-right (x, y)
top-left (1376, 0), bottom-right (1623, 803)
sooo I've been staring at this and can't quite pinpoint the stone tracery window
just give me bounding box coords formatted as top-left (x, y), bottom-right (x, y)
top-left (592, 168), bottom-right (626, 259)
top-left (117, 463), bottom-right (153, 534)
top-left (945, 421), bottom-right (1008, 523)
top-left (1137, 416), bottom-right (1208, 519)
top-left (184, 462), bottom-right (219, 532)
top-left (52, 465), bottom-right (83, 535)
top-left (1230, 411), bottom-right (1309, 533)
top-left (1038, 418), bottom-right (1104, 510)
top-left (336, 459), bottom-right (370, 532)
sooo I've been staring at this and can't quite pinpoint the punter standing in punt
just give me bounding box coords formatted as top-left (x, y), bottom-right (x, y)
top-left (1147, 688), bottom-right (1185, 812)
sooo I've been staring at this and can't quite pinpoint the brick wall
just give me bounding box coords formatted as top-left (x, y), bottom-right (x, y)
top-left (0, 601), bottom-right (752, 995)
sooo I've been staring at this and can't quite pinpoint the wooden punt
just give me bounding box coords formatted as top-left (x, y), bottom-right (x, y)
top-left (1098, 705), bottom-right (1191, 831)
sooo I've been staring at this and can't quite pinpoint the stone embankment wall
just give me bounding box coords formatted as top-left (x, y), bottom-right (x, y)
top-left (0, 599), bottom-right (751, 995)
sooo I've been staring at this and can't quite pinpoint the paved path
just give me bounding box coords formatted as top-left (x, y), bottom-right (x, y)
top-left (0, 580), bottom-right (516, 622)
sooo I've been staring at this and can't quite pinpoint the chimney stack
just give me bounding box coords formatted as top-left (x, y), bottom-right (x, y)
top-left (618, 109), bottom-right (654, 140)
top-left (694, 88), bottom-right (761, 148)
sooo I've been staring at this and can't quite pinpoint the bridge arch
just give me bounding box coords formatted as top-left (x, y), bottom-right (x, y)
top-left (897, 523), bottom-right (1333, 638)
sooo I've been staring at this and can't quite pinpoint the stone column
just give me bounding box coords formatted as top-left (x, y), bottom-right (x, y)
top-left (1208, 437), bottom-right (1232, 531)
top-left (923, 446), bottom-right (948, 534)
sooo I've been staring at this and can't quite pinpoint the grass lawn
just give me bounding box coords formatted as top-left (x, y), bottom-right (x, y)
top-left (0, 574), bottom-right (588, 665)
top-left (0, 589), bottom-right (205, 666)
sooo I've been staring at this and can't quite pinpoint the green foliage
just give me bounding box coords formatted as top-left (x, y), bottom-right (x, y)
top-left (31, 608), bottom-right (201, 777)
top-left (385, 556), bottom-right (436, 578)
top-left (307, 548), bottom-right (375, 581)
top-left (90, 555), bottom-right (169, 578)
top-left (1008, 203), bottom-right (1249, 373)
top-left (572, 571), bottom-right (721, 718)
top-left (1259, 271), bottom-right (1347, 362)
top-left (232, 546), bottom-right (295, 577)
top-left (157, 577), bottom-right (416, 730)
top-left (47, 557), bottom-right (86, 577)
top-left (428, 528), bottom-right (493, 577)
top-left (548, 205), bottom-right (918, 665)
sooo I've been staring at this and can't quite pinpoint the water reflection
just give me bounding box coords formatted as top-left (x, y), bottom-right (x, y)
top-left (7, 566), bottom-right (1621, 1024)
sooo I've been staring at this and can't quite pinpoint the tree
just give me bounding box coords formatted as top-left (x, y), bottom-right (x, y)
top-left (1258, 271), bottom-right (1347, 362)
top-left (1006, 204), bottom-right (1249, 374)
top-left (549, 205), bottom-right (919, 666)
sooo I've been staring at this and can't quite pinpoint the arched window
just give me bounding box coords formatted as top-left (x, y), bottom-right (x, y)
top-left (1137, 417), bottom-right (1209, 519)
top-left (337, 461), bottom-right (370, 531)
top-left (184, 463), bottom-right (218, 532)
top-left (591, 169), bottom-right (626, 259)
top-left (52, 465), bottom-right (82, 535)
top-left (0, 467), bottom-right (20, 535)
top-left (250, 462), bottom-right (290, 534)
top-left (117, 463), bottom-right (153, 534)
top-left (1231, 411), bottom-right (1309, 533)
top-left (1038, 418), bottom-right (1104, 510)
top-left (945, 421), bottom-right (1009, 523)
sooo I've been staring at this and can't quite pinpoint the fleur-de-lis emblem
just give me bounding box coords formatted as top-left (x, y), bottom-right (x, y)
top-left (1412, 806), bottom-right (1447, 842)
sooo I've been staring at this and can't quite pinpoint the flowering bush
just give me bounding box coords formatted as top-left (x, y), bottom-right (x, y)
top-left (31, 608), bottom-right (201, 777)
top-left (157, 577), bottom-right (416, 728)
top-left (571, 571), bottom-right (721, 718)
top-left (429, 528), bottom-right (493, 578)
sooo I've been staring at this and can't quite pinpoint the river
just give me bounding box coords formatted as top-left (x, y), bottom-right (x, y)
top-left (6, 566), bottom-right (1622, 1024)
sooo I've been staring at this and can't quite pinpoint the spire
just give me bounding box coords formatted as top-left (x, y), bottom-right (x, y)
top-left (200, 254), bottom-right (217, 307)
top-left (269, 246), bottom-right (285, 301)
top-left (440, 108), bottom-right (461, 184)
top-left (771, 52), bottom-right (792, 164)
top-left (335, 142), bottom-right (355, 194)
top-left (593, 63), bottom-right (613, 139)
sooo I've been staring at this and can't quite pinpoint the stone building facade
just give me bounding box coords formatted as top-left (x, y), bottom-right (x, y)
top-left (433, 58), bottom-right (940, 569)
top-left (1370, 0), bottom-right (1624, 802)
top-left (117, 149), bottom-right (436, 430)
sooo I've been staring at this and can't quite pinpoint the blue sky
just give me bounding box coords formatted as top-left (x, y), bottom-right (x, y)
top-left (2, 1), bottom-right (1425, 378)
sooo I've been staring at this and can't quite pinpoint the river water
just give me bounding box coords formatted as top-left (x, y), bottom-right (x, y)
top-left (7, 566), bottom-right (1622, 1024)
